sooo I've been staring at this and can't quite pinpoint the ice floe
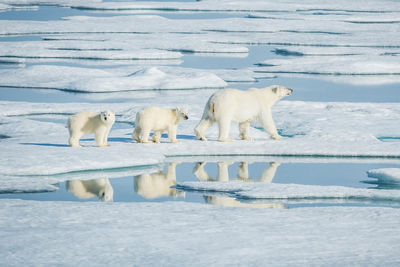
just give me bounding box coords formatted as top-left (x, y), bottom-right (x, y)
top-left (0, 65), bottom-right (227, 92)
top-left (177, 181), bottom-right (400, 202)
top-left (367, 168), bottom-right (400, 184)
top-left (1, 0), bottom-right (399, 85)
top-left (1, 199), bottom-right (400, 265)
top-left (0, 176), bottom-right (59, 193)
top-left (0, 98), bottom-right (399, 186)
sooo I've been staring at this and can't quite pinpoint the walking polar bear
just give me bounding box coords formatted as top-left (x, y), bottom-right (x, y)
top-left (133, 106), bottom-right (188, 144)
top-left (68, 110), bottom-right (115, 147)
top-left (195, 85), bottom-right (292, 142)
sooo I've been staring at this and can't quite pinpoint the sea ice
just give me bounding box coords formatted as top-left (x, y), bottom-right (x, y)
top-left (176, 181), bottom-right (400, 201)
top-left (0, 65), bottom-right (227, 92)
top-left (1, 199), bottom-right (400, 266)
top-left (367, 168), bottom-right (400, 184)
top-left (0, 98), bottom-right (399, 188)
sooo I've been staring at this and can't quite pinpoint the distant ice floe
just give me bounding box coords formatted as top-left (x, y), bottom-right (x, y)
top-left (52, 0), bottom-right (400, 13)
top-left (1, 1), bottom-right (400, 84)
top-left (367, 168), bottom-right (400, 184)
top-left (253, 48), bottom-right (400, 84)
top-left (0, 65), bottom-right (227, 92)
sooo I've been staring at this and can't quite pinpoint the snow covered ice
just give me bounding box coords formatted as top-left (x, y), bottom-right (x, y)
top-left (1, 0), bottom-right (400, 265)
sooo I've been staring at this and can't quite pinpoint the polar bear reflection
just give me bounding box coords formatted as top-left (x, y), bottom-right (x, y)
top-left (66, 178), bottom-right (114, 202)
top-left (134, 162), bottom-right (185, 199)
top-left (193, 162), bottom-right (280, 182)
top-left (193, 162), bottom-right (284, 209)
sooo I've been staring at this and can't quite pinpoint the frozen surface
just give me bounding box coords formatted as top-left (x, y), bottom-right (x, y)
top-left (1, 1), bottom-right (400, 264)
top-left (0, 98), bottom-right (399, 188)
top-left (0, 176), bottom-right (58, 193)
top-left (1, 199), bottom-right (400, 266)
top-left (1, 0), bottom-right (400, 84)
top-left (0, 66), bottom-right (227, 92)
top-left (177, 181), bottom-right (400, 201)
top-left (368, 168), bottom-right (400, 184)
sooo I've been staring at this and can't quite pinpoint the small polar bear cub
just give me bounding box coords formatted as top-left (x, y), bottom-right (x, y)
top-left (195, 85), bottom-right (292, 142)
top-left (68, 110), bottom-right (115, 147)
top-left (133, 106), bottom-right (188, 144)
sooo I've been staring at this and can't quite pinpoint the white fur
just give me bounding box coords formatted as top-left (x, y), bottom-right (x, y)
top-left (132, 106), bottom-right (188, 144)
top-left (134, 162), bottom-right (185, 199)
top-left (194, 85), bottom-right (292, 142)
top-left (66, 178), bottom-right (114, 202)
top-left (68, 110), bottom-right (115, 147)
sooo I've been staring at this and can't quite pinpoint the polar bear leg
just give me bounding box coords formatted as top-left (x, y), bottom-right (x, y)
top-left (259, 162), bottom-right (281, 182)
top-left (168, 125), bottom-right (179, 143)
top-left (132, 127), bottom-right (141, 142)
top-left (193, 162), bottom-right (210, 181)
top-left (238, 162), bottom-right (250, 181)
top-left (239, 121), bottom-right (253, 141)
top-left (152, 131), bottom-right (162, 144)
top-left (102, 127), bottom-right (111, 147)
top-left (217, 162), bottom-right (233, 181)
top-left (140, 128), bottom-right (151, 143)
top-left (194, 119), bottom-right (213, 141)
top-left (218, 119), bottom-right (233, 142)
top-left (261, 110), bottom-right (282, 140)
top-left (69, 131), bottom-right (83, 147)
top-left (95, 127), bottom-right (107, 147)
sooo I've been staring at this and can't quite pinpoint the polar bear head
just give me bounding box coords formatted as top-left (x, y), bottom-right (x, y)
top-left (175, 107), bottom-right (189, 121)
top-left (100, 110), bottom-right (115, 125)
top-left (270, 85), bottom-right (293, 99)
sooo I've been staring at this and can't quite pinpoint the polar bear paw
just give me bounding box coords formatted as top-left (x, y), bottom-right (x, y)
top-left (271, 134), bottom-right (283, 140)
top-left (219, 138), bottom-right (234, 142)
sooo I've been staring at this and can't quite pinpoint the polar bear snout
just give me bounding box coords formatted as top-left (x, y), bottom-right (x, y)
top-left (287, 88), bottom-right (293, 95)
top-left (100, 110), bottom-right (115, 125)
top-left (184, 115), bottom-right (189, 120)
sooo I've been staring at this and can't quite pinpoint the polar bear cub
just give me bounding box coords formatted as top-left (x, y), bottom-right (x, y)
top-left (133, 106), bottom-right (188, 144)
top-left (195, 85), bottom-right (292, 142)
top-left (68, 110), bottom-right (115, 147)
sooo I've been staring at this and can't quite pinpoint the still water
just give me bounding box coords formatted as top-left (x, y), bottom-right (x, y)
top-left (2, 160), bottom-right (400, 208)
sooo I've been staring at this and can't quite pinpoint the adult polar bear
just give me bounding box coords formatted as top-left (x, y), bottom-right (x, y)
top-left (195, 85), bottom-right (292, 142)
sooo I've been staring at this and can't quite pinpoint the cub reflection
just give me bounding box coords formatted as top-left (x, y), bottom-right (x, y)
top-left (204, 196), bottom-right (286, 209)
top-left (134, 162), bottom-right (185, 199)
top-left (66, 178), bottom-right (114, 202)
top-left (193, 162), bottom-right (280, 182)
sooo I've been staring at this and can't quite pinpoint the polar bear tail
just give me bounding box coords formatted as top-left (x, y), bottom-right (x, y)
top-left (201, 98), bottom-right (215, 121)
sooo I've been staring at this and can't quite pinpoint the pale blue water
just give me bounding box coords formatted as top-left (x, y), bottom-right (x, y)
top-left (1, 160), bottom-right (400, 209)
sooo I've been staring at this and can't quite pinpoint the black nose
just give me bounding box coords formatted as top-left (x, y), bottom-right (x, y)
top-left (104, 117), bottom-right (107, 121)
top-left (184, 115), bottom-right (189, 120)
